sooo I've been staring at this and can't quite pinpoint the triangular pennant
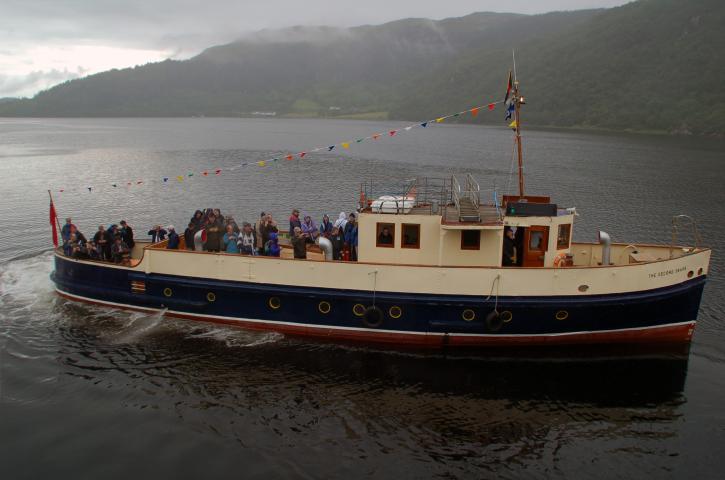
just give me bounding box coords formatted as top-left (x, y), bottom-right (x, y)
top-left (509, 120), bottom-right (518, 130)
top-left (389, 130), bottom-right (397, 136)
top-left (188, 173), bottom-right (193, 177)
top-left (286, 154), bottom-right (294, 160)
top-left (341, 142), bottom-right (350, 149)
top-left (420, 122), bottom-right (428, 128)
top-left (372, 134), bottom-right (381, 140)
top-left (127, 182), bottom-right (132, 186)
top-left (87, 187), bottom-right (92, 192)
top-left (257, 161), bottom-right (266, 167)
top-left (488, 103), bottom-right (495, 111)
top-left (356, 138), bottom-right (364, 143)
top-left (471, 107), bottom-right (479, 117)
top-left (215, 169), bottom-right (221, 175)
top-left (163, 177), bottom-right (168, 182)
top-left (404, 126), bottom-right (413, 131)
top-left (328, 145), bottom-right (335, 151)
top-left (137, 180), bottom-right (143, 184)
top-left (112, 183), bottom-right (117, 187)
top-left (453, 113), bottom-right (460, 117)
top-left (299, 152), bottom-right (306, 158)
top-left (177, 176), bottom-right (184, 182)
top-left (436, 117), bottom-right (444, 123)
top-left (202, 171), bottom-right (208, 176)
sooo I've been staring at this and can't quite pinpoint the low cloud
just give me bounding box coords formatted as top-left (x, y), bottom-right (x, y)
top-left (0, 67), bottom-right (87, 98)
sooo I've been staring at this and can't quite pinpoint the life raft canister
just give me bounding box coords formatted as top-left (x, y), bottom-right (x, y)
top-left (363, 305), bottom-right (384, 328)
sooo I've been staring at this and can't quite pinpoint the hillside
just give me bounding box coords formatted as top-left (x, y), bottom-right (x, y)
top-left (0, 0), bottom-right (723, 135)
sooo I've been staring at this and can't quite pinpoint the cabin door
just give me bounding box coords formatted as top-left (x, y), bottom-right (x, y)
top-left (523, 226), bottom-right (549, 267)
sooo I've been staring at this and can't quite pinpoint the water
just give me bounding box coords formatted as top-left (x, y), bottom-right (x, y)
top-left (0, 117), bottom-right (724, 479)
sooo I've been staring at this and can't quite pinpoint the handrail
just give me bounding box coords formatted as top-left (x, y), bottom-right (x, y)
top-left (452, 175), bottom-right (462, 214)
top-left (465, 173), bottom-right (481, 210)
top-left (670, 215), bottom-right (702, 258)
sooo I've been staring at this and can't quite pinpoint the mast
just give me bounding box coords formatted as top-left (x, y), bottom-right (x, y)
top-left (513, 80), bottom-right (525, 198)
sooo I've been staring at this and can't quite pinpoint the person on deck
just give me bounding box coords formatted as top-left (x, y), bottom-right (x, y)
top-left (378, 226), bottom-right (393, 245)
top-left (111, 236), bottom-right (130, 264)
top-left (119, 220), bottom-right (134, 249)
top-left (213, 208), bottom-right (224, 225)
top-left (190, 210), bottom-right (204, 230)
top-left (238, 222), bottom-right (257, 256)
top-left (223, 224), bottom-right (240, 254)
top-left (148, 225), bottom-right (167, 243)
top-left (264, 232), bottom-right (280, 257)
top-left (301, 215), bottom-right (319, 243)
top-left (289, 209), bottom-right (302, 234)
top-left (86, 241), bottom-right (101, 260)
top-left (184, 222), bottom-right (196, 251)
top-left (258, 213), bottom-right (278, 254)
top-left (225, 215), bottom-right (240, 234)
top-left (166, 226), bottom-right (180, 249)
top-left (330, 227), bottom-right (344, 260)
top-left (94, 225), bottom-right (111, 260)
top-left (204, 213), bottom-right (223, 252)
top-left (344, 213), bottom-right (358, 261)
top-left (291, 227), bottom-right (307, 260)
top-left (502, 227), bottom-right (517, 266)
top-left (319, 214), bottom-right (333, 238)
top-left (333, 212), bottom-right (347, 231)
top-left (61, 218), bottom-right (76, 243)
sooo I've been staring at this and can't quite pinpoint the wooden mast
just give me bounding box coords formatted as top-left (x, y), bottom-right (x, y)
top-left (513, 80), bottom-right (525, 198)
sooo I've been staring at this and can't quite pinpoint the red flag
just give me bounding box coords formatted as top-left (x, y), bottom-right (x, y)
top-left (215, 169), bottom-right (221, 175)
top-left (286, 154), bottom-right (293, 161)
top-left (49, 199), bottom-right (58, 247)
top-left (488, 103), bottom-right (495, 111)
top-left (389, 130), bottom-right (397, 136)
top-left (299, 152), bottom-right (306, 158)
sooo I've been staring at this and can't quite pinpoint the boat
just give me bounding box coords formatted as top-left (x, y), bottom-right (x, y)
top-left (49, 76), bottom-right (711, 349)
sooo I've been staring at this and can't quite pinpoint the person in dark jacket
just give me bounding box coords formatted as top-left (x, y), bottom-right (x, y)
top-left (111, 237), bottom-right (130, 264)
top-left (258, 213), bottom-right (278, 254)
top-left (291, 227), bottom-right (307, 259)
top-left (119, 220), bottom-right (134, 249)
top-left (166, 225), bottom-right (180, 249)
top-left (343, 213), bottom-right (358, 261)
top-left (93, 225), bottom-right (111, 260)
top-left (204, 214), bottom-right (223, 252)
top-left (237, 222), bottom-right (257, 255)
top-left (184, 222), bottom-right (196, 250)
top-left (502, 227), bottom-right (517, 266)
top-left (289, 209), bottom-right (301, 234)
top-left (330, 227), bottom-right (344, 260)
top-left (190, 210), bottom-right (204, 230)
top-left (148, 225), bottom-right (167, 243)
top-left (319, 214), bottom-right (333, 238)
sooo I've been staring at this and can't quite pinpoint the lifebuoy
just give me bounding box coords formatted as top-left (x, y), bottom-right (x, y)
top-left (485, 310), bottom-right (503, 332)
top-left (363, 305), bottom-right (384, 328)
top-left (553, 253), bottom-right (567, 267)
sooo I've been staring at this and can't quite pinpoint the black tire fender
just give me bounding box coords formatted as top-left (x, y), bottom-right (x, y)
top-left (485, 310), bottom-right (503, 332)
top-left (363, 306), bottom-right (384, 328)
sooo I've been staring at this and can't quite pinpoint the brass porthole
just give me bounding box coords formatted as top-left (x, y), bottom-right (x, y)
top-left (353, 303), bottom-right (366, 317)
top-left (206, 292), bottom-right (216, 302)
top-left (555, 310), bottom-right (569, 321)
top-left (500, 311), bottom-right (513, 323)
top-left (268, 297), bottom-right (281, 310)
top-left (389, 306), bottom-right (402, 319)
top-left (163, 287), bottom-right (173, 297)
top-left (318, 301), bottom-right (331, 314)
top-left (462, 309), bottom-right (476, 322)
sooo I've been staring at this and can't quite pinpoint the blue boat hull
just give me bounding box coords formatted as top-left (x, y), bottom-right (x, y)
top-left (51, 254), bottom-right (705, 348)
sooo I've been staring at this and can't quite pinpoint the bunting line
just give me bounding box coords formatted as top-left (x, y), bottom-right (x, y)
top-left (54, 100), bottom-right (503, 193)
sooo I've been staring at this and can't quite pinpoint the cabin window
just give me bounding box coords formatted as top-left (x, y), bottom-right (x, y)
top-left (461, 230), bottom-right (480, 250)
top-left (376, 223), bottom-right (395, 248)
top-left (401, 224), bottom-right (420, 249)
top-left (557, 224), bottom-right (571, 249)
top-left (529, 230), bottom-right (545, 251)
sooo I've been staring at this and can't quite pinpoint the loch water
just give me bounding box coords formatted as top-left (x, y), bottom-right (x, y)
top-left (0, 117), bottom-right (724, 479)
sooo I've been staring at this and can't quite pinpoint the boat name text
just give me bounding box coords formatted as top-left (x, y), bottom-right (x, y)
top-left (649, 266), bottom-right (686, 279)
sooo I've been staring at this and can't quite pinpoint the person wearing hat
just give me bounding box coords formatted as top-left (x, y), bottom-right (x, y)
top-left (166, 225), bottom-right (180, 249)
top-left (238, 222), bottom-right (257, 256)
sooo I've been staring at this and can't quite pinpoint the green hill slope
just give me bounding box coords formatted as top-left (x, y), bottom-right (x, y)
top-left (0, 0), bottom-right (722, 135)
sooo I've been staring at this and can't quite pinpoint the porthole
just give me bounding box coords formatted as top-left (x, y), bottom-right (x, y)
top-left (353, 304), bottom-right (366, 317)
top-left (389, 306), bottom-right (402, 319)
top-left (500, 311), bottom-right (513, 323)
top-left (578, 284), bottom-right (589, 292)
top-left (318, 301), bottom-right (331, 314)
top-left (687, 270), bottom-right (694, 278)
top-left (268, 297), bottom-right (281, 310)
top-left (555, 310), bottom-right (569, 321)
top-left (462, 309), bottom-right (476, 322)
top-left (206, 292), bottom-right (216, 302)
top-left (698, 267), bottom-right (703, 275)
top-left (163, 287), bottom-right (173, 297)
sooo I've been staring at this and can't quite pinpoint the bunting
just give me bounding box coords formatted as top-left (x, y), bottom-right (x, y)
top-left (53, 97), bottom-right (507, 193)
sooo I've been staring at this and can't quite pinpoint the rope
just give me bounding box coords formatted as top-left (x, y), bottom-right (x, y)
top-left (482, 274), bottom-right (500, 313)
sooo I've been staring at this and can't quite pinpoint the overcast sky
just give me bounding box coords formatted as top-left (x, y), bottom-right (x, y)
top-left (0, 0), bottom-right (630, 98)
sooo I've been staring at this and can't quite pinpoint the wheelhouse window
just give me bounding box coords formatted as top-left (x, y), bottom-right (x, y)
top-left (376, 223), bottom-right (395, 248)
top-left (401, 224), bottom-right (420, 249)
top-left (529, 230), bottom-right (545, 251)
top-left (557, 224), bottom-right (571, 249)
top-left (461, 230), bottom-right (480, 250)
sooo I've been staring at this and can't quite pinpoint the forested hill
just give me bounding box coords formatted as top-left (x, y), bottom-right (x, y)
top-left (1, 0), bottom-right (723, 135)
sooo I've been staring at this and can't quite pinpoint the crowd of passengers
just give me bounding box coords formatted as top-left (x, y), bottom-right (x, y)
top-left (60, 208), bottom-right (360, 264)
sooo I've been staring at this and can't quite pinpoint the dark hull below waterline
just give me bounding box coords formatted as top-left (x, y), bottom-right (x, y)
top-left (50, 254), bottom-right (706, 349)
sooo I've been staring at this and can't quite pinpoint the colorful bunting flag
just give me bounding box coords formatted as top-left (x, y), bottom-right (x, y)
top-left (87, 187), bottom-right (92, 192)
top-left (341, 142), bottom-right (350, 149)
top-left (177, 176), bottom-right (183, 182)
top-left (328, 145), bottom-right (335, 151)
top-left (356, 138), bottom-right (364, 143)
top-left (202, 171), bottom-right (208, 176)
top-left (286, 154), bottom-right (294, 160)
top-left (488, 103), bottom-right (495, 111)
top-left (215, 169), bottom-right (221, 175)
top-left (257, 161), bottom-right (266, 167)
top-left (299, 152), bottom-right (306, 158)
top-left (436, 117), bottom-right (444, 123)
top-left (471, 107), bottom-right (479, 117)
top-left (421, 122), bottom-right (428, 128)
top-left (389, 130), bottom-right (397, 136)
top-left (509, 120), bottom-right (518, 130)
top-left (372, 134), bottom-right (381, 140)
top-left (162, 178), bottom-right (168, 182)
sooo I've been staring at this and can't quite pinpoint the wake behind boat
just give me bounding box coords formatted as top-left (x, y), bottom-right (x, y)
top-left (49, 75), bottom-right (711, 350)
